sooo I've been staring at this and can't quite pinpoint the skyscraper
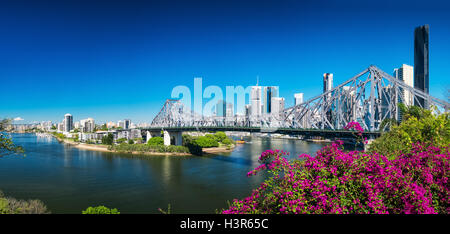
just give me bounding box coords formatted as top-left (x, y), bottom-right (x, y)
top-left (394, 64), bottom-right (414, 106)
top-left (271, 97), bottom-right (285, 118)
top-left (124, 119), bottom-right (131, 129)
top-left (64, 113), bottom-right (73, 132)
top-left (216, 100), bottom-right (226, 117)
top-left (294, 93), bottom-right (304, 106)
top-left (414, 24), bottom-right (429, 108)
top-left (226, 103), bottom-right (234, 117)
top-left (250, 86), bottom-right (262, 117)
top-left (323, 73), bottom-right (333, 94)
top-left (118, 120), bottom-right (125, 129)
top-left (262, 86), bottom-right (279, 114)
top-left (323, 73), bottom-right (333, 126)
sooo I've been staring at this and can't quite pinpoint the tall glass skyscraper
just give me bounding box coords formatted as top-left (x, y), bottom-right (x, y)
top-left (216, 100), bottom-right (226, 117)
top-left (262, 86), bottom-right (279, 114)
top-left (414, 24), bottom-right (429, 108)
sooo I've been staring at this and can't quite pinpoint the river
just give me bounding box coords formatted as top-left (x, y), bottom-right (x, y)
top-left (0, 133), bottom-right (333, 214)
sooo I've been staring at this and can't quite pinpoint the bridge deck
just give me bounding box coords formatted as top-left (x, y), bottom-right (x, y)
top-left (140, 126), bottom-right (381, 138)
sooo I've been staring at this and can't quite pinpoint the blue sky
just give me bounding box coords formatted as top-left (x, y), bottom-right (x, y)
top-left (1, 0), bottom-right (449, 124)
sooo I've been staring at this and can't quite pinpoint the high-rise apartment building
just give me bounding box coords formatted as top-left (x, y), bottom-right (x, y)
top-left (414, 24), bottom-right (429, 108)
top-left (80, 118), bottom-right (95, 132)
top-left (124, 119), bottom-right (131, 129)
top-left (117, 120), bottom-right (125, 129)
top-left (64, 113), bottom-right (73, 132)
top-left (106, 121), bottom-right (116, 129)
top-left (394, 64), bottom-right (414, 106)
top-left (294, 93), bottom-right (304, 106)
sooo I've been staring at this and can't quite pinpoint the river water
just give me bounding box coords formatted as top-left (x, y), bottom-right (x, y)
top-left (0, 133), bottom-right (332, 214)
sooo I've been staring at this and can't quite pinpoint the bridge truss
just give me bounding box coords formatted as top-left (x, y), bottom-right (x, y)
top-left (151, 65), bottom-right (449, 131)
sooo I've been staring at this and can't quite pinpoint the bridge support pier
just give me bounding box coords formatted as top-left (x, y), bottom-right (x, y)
top-left (163, 130), bottom-right (183, 146)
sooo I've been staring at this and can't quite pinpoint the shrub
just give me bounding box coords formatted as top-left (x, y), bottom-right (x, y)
top-left (194, 136), bottom-right (219, 148)
top-left (222, 141), bottom-right (449, 214)
top-left (369, 107), bottom-right (449, 159)
top-left (116, 138), bottom-right (127, 144)
top-left (128, 139), bottom-right (134, 144)
top-left (186, 142), bottom-right (203, 156)
top-left (82, 206), bottom-right (120, 214)
top-left (110, 143), bottom-right (189, 154)
top-left (147, 137), bottom-right (164, 146)
top-left (221, 137), bottom-right (234, 146)
top-left (0, 191), bottom-right (49, 214)
top-left (214, 131), bottom-right (227, 142)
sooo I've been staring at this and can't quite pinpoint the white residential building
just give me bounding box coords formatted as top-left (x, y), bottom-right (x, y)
top-left (394, 64), bottom-right (414, 106)
top-left (294, 93), bottom-right (304, 106)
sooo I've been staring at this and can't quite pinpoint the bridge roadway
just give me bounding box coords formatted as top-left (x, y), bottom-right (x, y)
top-left (139, 126), bottom-right (381, 139)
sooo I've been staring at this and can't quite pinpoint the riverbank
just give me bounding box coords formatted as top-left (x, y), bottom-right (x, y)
top-left (54, 135), bottom-right (234, 156)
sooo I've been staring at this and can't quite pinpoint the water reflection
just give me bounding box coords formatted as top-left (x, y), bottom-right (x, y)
top-left (0, 133), bottom-right (336, 213)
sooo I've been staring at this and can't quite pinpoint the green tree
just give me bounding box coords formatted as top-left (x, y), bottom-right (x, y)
top-left (147, 137), bottom-right (164, 146)
top-left (214, 131), bottom-right (227, 142)
top-left (82, 206), bottom-right (120, 214)
top-left (101, 133), bottom-right (114, 145)
top-left (128, 139), bottom-right (134, 144)
top-left (0, 119), bottom-right (24, 157)
top-left (369, 105), bottom-right (449, 159)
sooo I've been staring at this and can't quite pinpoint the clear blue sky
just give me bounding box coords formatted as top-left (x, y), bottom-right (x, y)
top-left (1, 0), bottom-right (449, 124)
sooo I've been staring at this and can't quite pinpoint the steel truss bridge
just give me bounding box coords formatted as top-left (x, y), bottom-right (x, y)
top-left (148, 65), bottom-right (449, 136)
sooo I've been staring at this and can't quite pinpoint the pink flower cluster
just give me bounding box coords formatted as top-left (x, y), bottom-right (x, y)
top-left (222, 141), bottom-right (449, 214)
top-left (344, 121), bottom-right (364, 137)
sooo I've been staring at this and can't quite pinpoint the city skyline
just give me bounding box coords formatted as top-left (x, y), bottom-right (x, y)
top-left (1, 0), bottom-right (450, 124)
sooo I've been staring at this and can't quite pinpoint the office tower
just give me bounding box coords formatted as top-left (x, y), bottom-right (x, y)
top-left (245, 104), bottom-right (251, 117)
top-left (294, 93), bottom-right (304, 106)
top-left (124, 119), bottom-right (131, 129)
top-left (341, 86), bottom-right (356, 120)
top-left (250, 86), bottom-right (262, 117)
top-left (271, 97), bottom-right (285, 118)
top-left (262, 86), bottom-right (279, 114)
top-left (216, 100), bottom-right (226, 117)
top-left (414, 24), bottom-right (429, 108)
top-left (323, 73), bottom-right (333, 126)
top-left (64, 113), bottom-right (73, 132)
top-left (380, 85), bottom-right (393, 120)
top-left (323, 73), bottom-right (333, 94)
top-left (226, 103), bottom-right (234, 117)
